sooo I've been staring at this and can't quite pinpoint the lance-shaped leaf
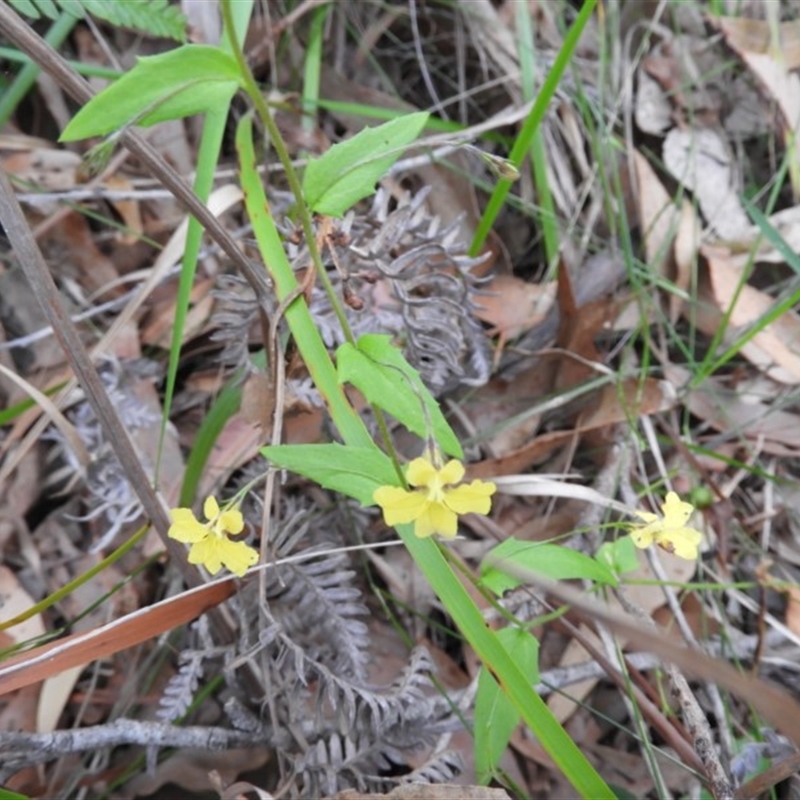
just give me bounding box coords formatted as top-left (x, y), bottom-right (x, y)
top-left (60, 45), bottom-right (242, 141)
top-left (481, 537), bottom-right (618, 596)
top-left (262, 443), bottom-right (398, 507)
top-left (475, 626), bottom-right (539, 782)
top-left (337, 334), bottom-right (462, 459)
top-left (303, 112), bottom-right (429, 216)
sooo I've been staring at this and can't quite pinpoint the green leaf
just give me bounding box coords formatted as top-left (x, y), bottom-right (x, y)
top-left (8, 0), bottom-right (60, 19)
top-left (81, 0), bottom-right (187, 41)
top-left (481, 538), bottom-right (618, 596)
top-left (262, 443), bottom-right (398, 506)
top-left (60, 45), bottom-right (241, 140)
top-left (0, 788), bottom-right (31, 800)
top-left (403, 533), bottom-right (614, 798)
top-left (302, 111), bottom-right (429, 216)
top-left (596, 536), bottom-right (640, 576)
top-left (336, 334), bottom-right (462, 459)
top-left (475, 626), bottom-right (539, 782)
top-left (9, 0), bottom-right (187, 40)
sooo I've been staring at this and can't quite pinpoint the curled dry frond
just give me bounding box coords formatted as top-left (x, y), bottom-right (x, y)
top-left (45, 357), bottom-right (159, 551)
top-left (159, 485), bottom-right (458, 798)
top-left (211, 188), bottom-right (491, 395)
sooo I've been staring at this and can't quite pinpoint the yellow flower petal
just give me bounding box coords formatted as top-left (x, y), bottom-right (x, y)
top-left (629, 492), bottom-right (703, 560)
top-left (415, 501), bottom-right (458, 538)
top-left (374, 454), bottom-right (496, 540)
top-left (168, 509), bottom-right (209, 543)
top-left (188, 536), bottom-right (226, 575)
top-left (203, 495), bottom-right (220, 521)
top-left (439, 460), bottom-right (465, 485)
top-left (630, 523), bottom-right (656, 549)
top-left (444, 480), bottom-right (496, 515)
top-left (406, 458), bottom-right (438, 487)
top-left (374, 486), bottom-right (428, 525)
top-left (218, 508), bottom-right (244, 535)
top-left (188, 535), bottom-right (257, 577)
top-left (661, 491), bottom-right (694, 527)
top-left (657, 527), bottom-right (702, 560)
top-left (219, 540), bottom-right (259, 577)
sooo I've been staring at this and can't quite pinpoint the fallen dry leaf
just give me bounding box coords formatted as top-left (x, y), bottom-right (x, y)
top-left (474, 274), bottom-right (556, 341)
top-left (663, 127), bottom-right (751, 240)
top-left (0, 564), bottom-right (45, 648)
top-left (102, 174), bottom-right (143, 245)
top-left (467, 378), bottom-right (676, 479)
top-left (548, 545), bottom-right (699, 722)
top-left (671, 199), bottom-right (700, 322)
top-left (713, 15), bottom-right (800, 68)
top-left (633, 148), bottom-right (681, 282)
top-left (667, 365), bottom-right (800, 455)
top-left (0, 147), bottom-right (81, 192)
top-left (0, 575), bottom-right (238, 697)
top-left (37, 666), bottom-right (82, 735)
top-left (460, 363), bottom-right (553, 458)
top-left (715, 15), bottom-right (800, 198)
top-left (125, 747), bottom-right (270, 798)
top-left (490, 567), bottom-right (800, 748)
top-left (635, 67), bottom-right (673, 135)
top-left (785, 584), bottom-right (800, 637)
top-left (0, 565), bottom-right (46, 737)
top-left (696, 246), bottom-right (800, 384)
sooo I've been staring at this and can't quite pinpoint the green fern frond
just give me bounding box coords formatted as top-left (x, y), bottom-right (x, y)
top-left (8, 0), bottom-right (187, 42)
top-left (8, 0), bottom-right (63, 20)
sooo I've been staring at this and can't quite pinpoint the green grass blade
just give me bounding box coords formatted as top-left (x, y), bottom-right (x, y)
top-left (235, 113), bottom-right (373, 450)
top-left (156, 1), bottom-right (254, 485)
top-left (515, 0), bottom-right (559, 274)
top-left (301, 4), bottom-right (329, 137)
top-left (179, 379), bottom-right (242, 508)
top-left (0, 11), bottom-right (76, 128)
top-left (403, 532), bottom-right (614, 798)
top-left (469, 0), bottom-right (597, 257)
top-left (743, 198), bottom-right (800, 276)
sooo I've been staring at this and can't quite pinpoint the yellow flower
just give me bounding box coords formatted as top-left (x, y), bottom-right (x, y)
top-left (630, 491), bottom-right (703, 560)
top-left (168, 496), bottom-right (258, 577)
top-left (373, 456), bottom-right (496, 539)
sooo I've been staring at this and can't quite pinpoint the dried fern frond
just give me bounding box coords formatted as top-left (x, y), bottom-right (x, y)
top-left (157, 616), bottom-right (229, 724)
top-left (226, 488), bottom-right (373, 687)
top-left (294, 732), bottom-right (405, 797)
top-left (45, 357), bottom-right (159, 552)
top-left (304, 187), bottom-right (492, 395)
top-left (209, 274), bottom-right (264, 375)
top-left (212, 187), bottom-right (492, 396)
top-left (291, 697), bottom-right (463, 798)
top-left (401, 749), bottom-right (464, 786)
top-left (153, 472), bottom-right (464, 798)
top-left (156, 653), bottom-right (204, 723)
top-left (8, 0), bottom-right (187, 42)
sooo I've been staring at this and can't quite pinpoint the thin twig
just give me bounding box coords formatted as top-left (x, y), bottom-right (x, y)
top-left (0, 719), bottom-right (271, 782)
top-left (614, 587), bottom-right (734, 800)
top-left (0, 168), bottom-right (197, 578)
top-left (0, 4), bottom-right (275, 312)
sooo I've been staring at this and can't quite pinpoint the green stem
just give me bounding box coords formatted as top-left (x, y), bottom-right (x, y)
top-left (0, 12), bottom-right (77, 128)
top-left (0, 45), bottom-right (121, 80)
top-left (469, 0), bottom-right (597, 256)
top-left (0, 524), bottom-right (149, 634)
top-left (229, 2), bottom-right (612, 792)
top-left (221, 0), bottom-right (353, 343)
top-left (235, 113), bottom-right (373, 449)
top-left (222, 0), bottom-right (404, 476)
